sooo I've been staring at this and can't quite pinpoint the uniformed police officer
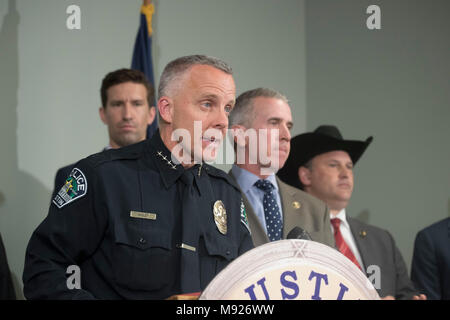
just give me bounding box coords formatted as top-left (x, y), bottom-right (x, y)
top-left (23, 55), bottom-right (254, 300)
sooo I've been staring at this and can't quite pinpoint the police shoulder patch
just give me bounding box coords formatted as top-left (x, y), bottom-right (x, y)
top-left (240, 199), bottom-right (251, 234)
top-left (52, 168), bottom-right (88, 209)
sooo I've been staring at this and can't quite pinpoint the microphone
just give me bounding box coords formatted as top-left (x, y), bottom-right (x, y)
top-left (287, 227), bottom-right (312, 241)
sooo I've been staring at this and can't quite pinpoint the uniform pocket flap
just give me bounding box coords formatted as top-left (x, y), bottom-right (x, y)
top-left (203, 233), bottom-right (238, 261)
top-left (115, 223), bottom-right (172, 251)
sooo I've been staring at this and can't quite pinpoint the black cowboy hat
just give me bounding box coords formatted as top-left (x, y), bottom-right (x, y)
top-left (277, 125), bottom-right (373, 189)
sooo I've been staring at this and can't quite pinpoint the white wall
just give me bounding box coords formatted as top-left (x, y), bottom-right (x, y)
top-left (0, 0), bottom-right (143, 299)
top-left (2, 0), bottom-right (447, 300)
top-left (0, 0), bottom-right (307, 298)
top-left (305, 0), bottom-right (450, 270)
top-left (153, 0), bottom-right (307, 172)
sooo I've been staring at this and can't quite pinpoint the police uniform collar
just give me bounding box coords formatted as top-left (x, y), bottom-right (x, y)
top-left (148, 130), bottom-right (183, 188)
top-left (149, 130), bottom-right (205, 189)
top-left (207, 164), bottom-right (242, 192)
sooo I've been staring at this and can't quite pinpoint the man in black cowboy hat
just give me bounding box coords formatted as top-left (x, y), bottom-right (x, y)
top-left (277, 125), bottom-right (426, 300)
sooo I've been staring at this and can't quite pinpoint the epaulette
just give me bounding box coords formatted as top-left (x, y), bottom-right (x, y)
top-left (85, 140), bottom-right (146, 168)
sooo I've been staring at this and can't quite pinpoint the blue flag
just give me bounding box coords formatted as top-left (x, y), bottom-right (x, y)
top-left (131, 3), bottom-right (157, 139)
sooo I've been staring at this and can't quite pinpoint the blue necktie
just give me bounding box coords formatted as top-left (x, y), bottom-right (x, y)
top-left (254, 179), bottom-right (282, 241)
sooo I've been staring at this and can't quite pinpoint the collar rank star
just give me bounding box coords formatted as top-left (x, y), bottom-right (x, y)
top-left (157, 151), bottom-right (177, 170)
top-left (213, 200), bottom-right (227, 235)
top-left (53, 168), bottom-right (87, 209)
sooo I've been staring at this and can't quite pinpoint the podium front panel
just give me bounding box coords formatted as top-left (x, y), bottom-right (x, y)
top-left (200, 240), bottom-right (380, 300)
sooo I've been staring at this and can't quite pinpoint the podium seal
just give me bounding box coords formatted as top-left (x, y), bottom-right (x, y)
top-left (200, 240), bottom-right (380, 300)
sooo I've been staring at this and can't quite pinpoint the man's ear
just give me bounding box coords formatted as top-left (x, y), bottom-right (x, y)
top-left (298, 166), bottom-right (312, 188)
top-left (157, 97), bottom-right (173, 124)
top-left (99, 106), bottom-right (107, 125)
top-left (230, 124), bottom-right (248, 148)
top-left (147, 106), bottom-right (156, 125)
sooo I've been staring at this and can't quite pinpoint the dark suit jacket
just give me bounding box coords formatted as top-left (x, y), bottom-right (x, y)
top-left (229, 171), bottom-right (335, 248)
top-left (411, 217), bottom-right (450, 300)
top-left (348, 218), bottom-right (418, 299)
top-left (0, 233), bottom-right (16, 300)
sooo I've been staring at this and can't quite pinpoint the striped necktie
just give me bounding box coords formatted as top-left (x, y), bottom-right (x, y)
top-left (331, 218), bottom-right (361, 270)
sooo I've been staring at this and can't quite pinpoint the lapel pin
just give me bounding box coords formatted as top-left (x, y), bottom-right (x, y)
top-left (292, 201), bottom-right (301, 209)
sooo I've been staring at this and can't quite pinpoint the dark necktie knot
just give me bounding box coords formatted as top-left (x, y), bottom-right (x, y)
top-left (331, 218), bottom-right (341, 229)
top-left (254, 179), bottom-right (275, 193)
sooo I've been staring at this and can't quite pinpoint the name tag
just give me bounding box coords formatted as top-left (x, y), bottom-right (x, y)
top-left (130, 211), bottom-right (157, 220)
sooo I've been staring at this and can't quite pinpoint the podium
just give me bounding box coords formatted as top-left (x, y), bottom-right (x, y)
top-left (199, 239), bottom-right (380, 300)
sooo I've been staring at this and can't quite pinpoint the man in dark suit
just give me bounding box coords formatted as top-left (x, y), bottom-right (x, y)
top-left (277, 125), bottom-right (426, 300)
top-left (228, 88), bottom-right (334, 248)
top-left (411, 217), bottom-right (450, 300)
top-left (53, 69), bottom-right (156, 194)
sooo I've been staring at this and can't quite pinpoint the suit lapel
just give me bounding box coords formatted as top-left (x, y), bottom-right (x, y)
top-left (277, 177), bottom-right (297, 238)
top-left (277, 178), bottom-right (322, 241)
top-left (348, 217), bottom-right (371, 271)
top-left (242, 193), bottom-right (270, 245)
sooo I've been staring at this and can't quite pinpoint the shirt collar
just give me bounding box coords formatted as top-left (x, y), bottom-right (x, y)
top-left (232, 165), bottom-right (279, 192)
top-left (331, 208), bottom-right (350, 229)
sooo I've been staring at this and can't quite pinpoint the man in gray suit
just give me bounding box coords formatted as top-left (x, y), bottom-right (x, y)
top-left (228, 88), bottom-right (334, 248)
top-left (277, 125), bottom-right (426, 300)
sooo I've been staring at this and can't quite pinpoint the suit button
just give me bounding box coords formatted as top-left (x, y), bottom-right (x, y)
top-left (139, 237), bottom-right (147, 245)
top-left (226, 250), bottom-right (230, 256)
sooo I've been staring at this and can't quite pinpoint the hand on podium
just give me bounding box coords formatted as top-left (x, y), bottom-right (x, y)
top-left (166, 292), bottom-right (201, 300)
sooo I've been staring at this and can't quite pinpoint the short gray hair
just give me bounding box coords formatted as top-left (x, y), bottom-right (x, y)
top-left (229, 87), bottom-right (289, 128)
top-left (158, 55), bottom-right (233, 99)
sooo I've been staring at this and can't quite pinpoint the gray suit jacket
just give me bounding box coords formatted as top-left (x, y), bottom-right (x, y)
top-left (348, 217), bottom-right (418, 299)
top-left (229, 171), bottom-right (335, 248)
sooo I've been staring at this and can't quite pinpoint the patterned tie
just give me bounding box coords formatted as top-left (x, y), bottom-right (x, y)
top-left (254, 179), bottom-right (283, 241)
top-left (330, 218), bottom-right (362, 270)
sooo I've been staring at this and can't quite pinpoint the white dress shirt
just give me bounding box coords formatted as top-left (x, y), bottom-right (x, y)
top-left (330, 209), bottom-right (365, 270)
